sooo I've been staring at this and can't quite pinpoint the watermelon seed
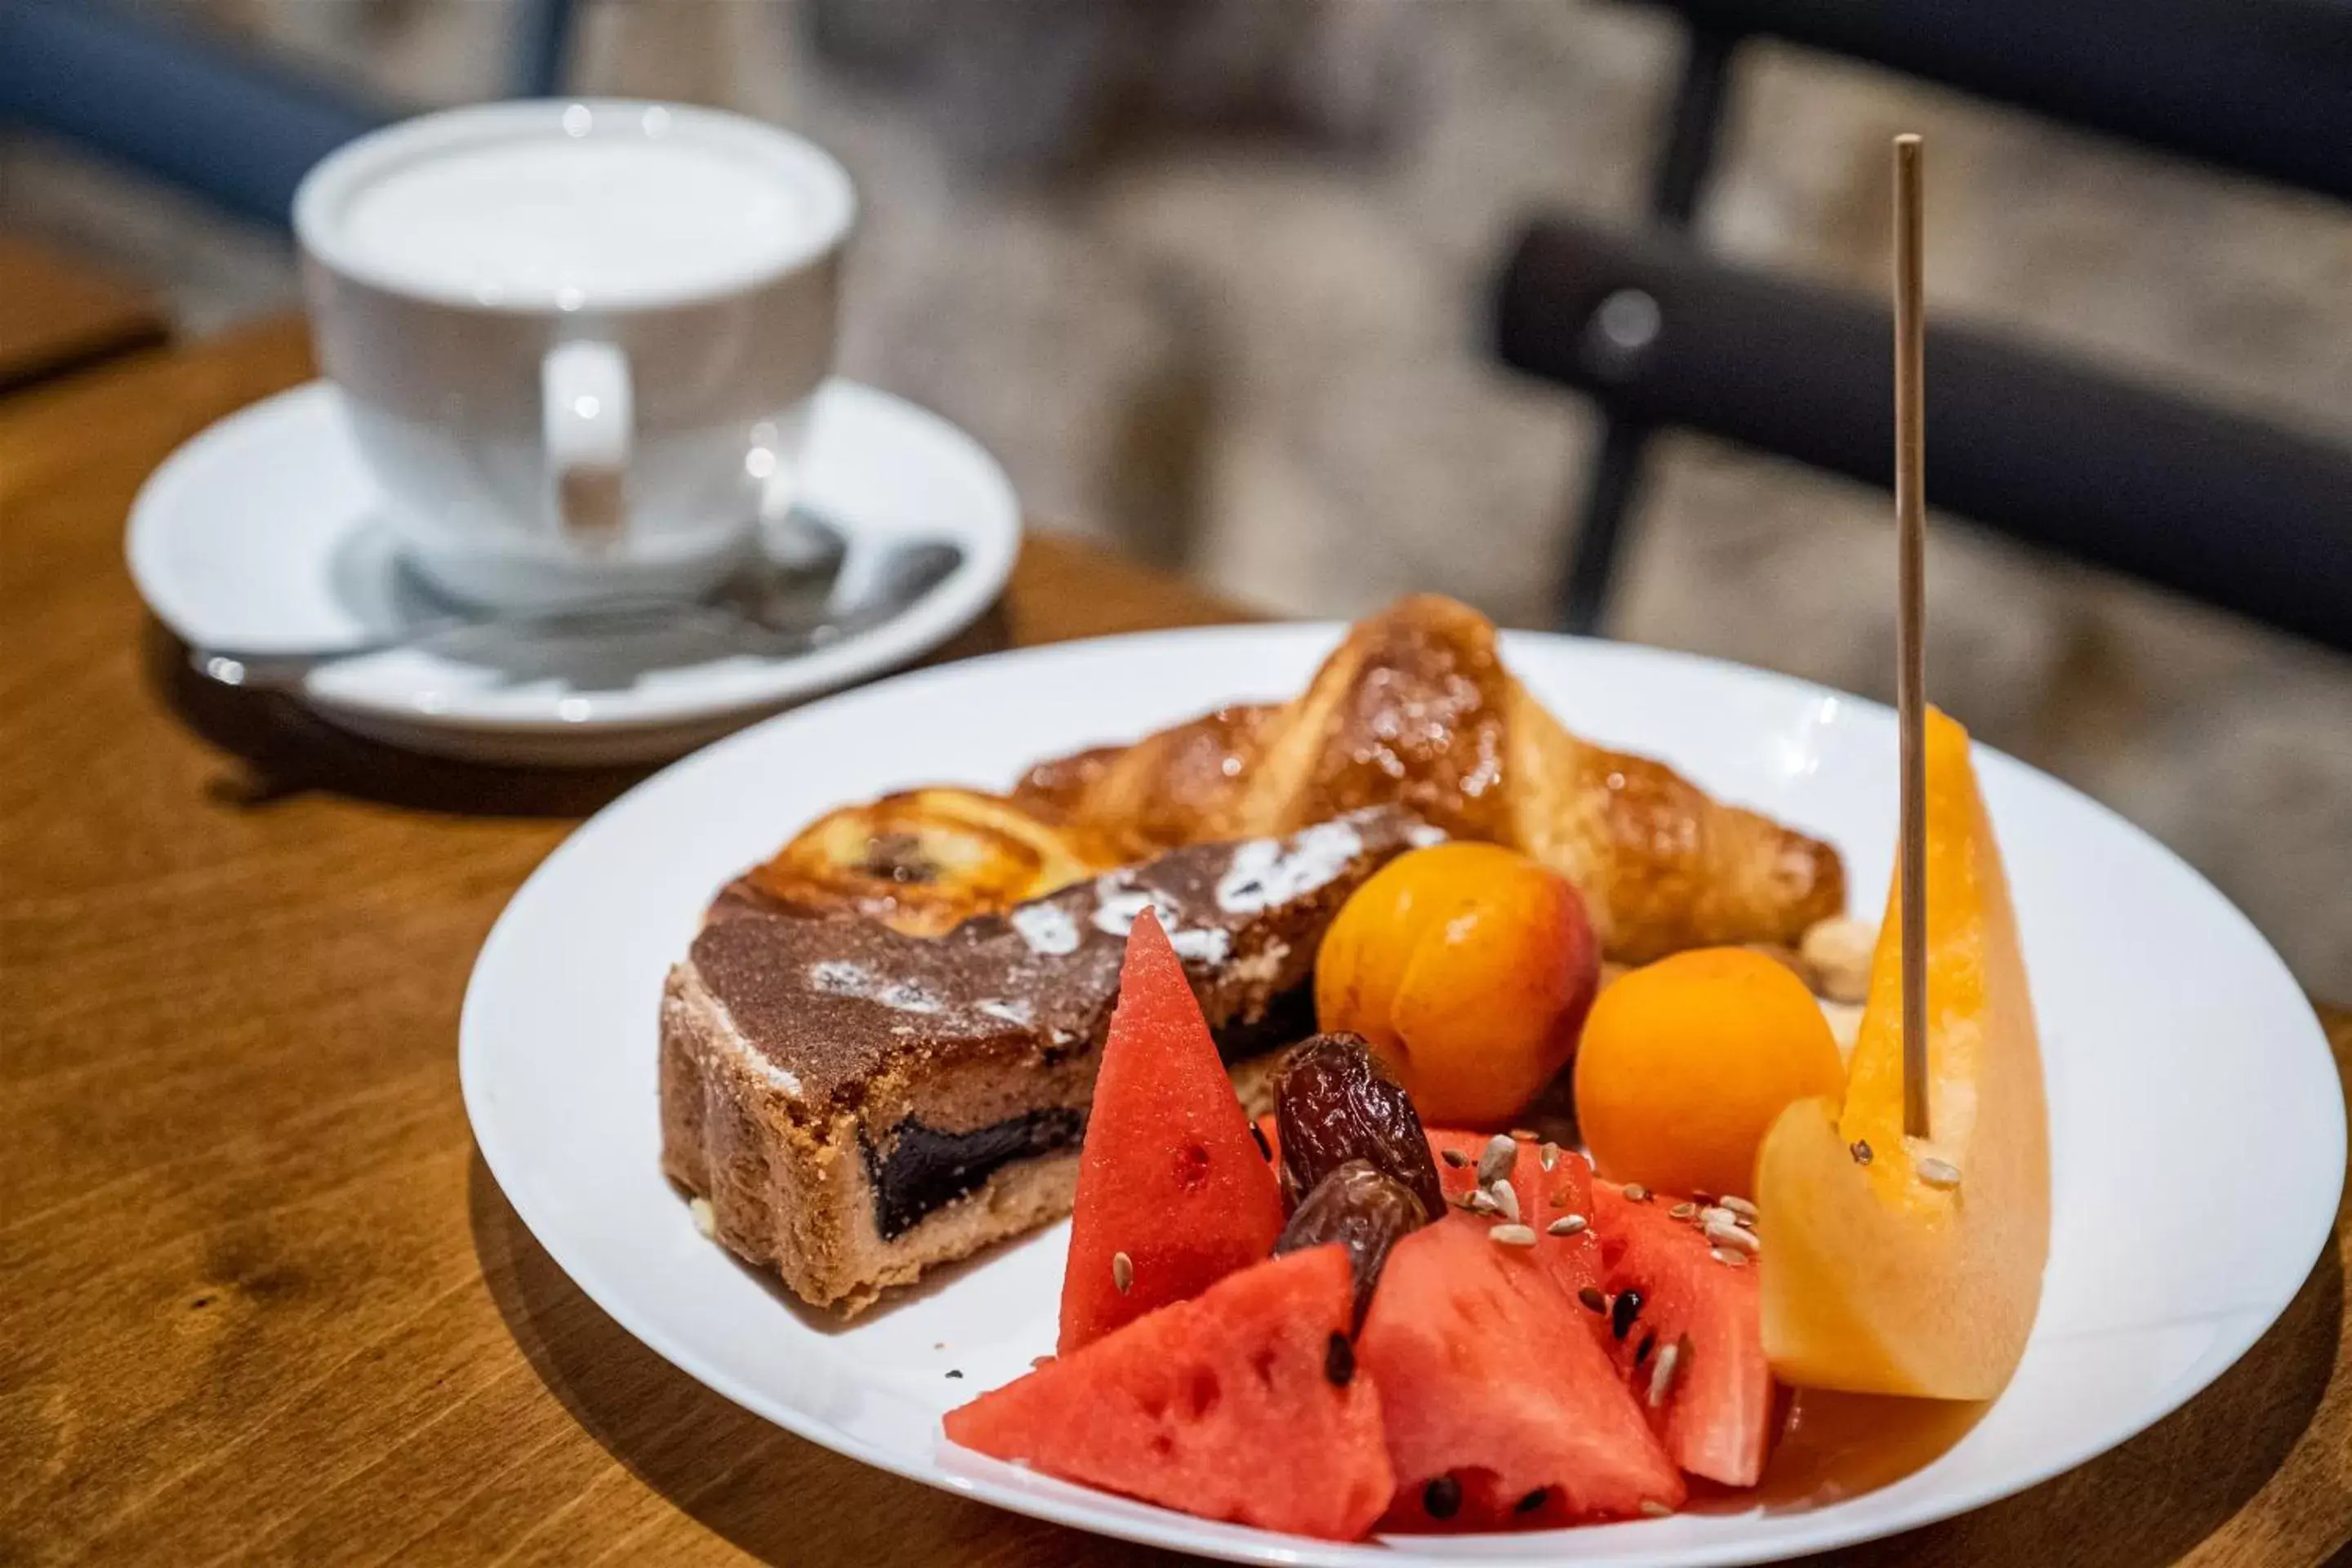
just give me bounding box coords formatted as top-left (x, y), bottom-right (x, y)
top-left (1477, 1135), bottom-right (1517, 1186)
top-left (1851, 1138), bottom-right (1874, 1165)
top-left (1916, 1156), bottom-right (1962, 1190)
top-left (1441, 1147), bottom-right (1470, 1169)
top-left (946, 1370), bottom-right (963, 1379)
top-left (1112, 1252), bottom-right (1134, 1294)
top-left (1721, 1194), bottom-right (1759, 1221)
top-left (1547, 1214), bottom-right (1588, 1236)
top-left (1710, 1246), bottom-right (1749, 1267)
top-left (1646, 1335), bottom-right (1688, 1408)
top-left (1250, 1122), bottom-right (1274, 1161)
top-left (1633, 1330), bottom-right (1657, 1366)
top-left (1578, 1286), bottom-right (1608, 1313)
top-left (1468, 1189), bottom-right (1502, 1215)
top-left (1325, 1331), bottom-right (1355, 1388)
top-left (1669, 1201), bottom-right (1698, 1220)
top-left (1624, 1183), bottom-right (1654, 1202)
top-left (1510, 1127), bottom-right (1539, 1143)
top-left (1706, 1220), bottom-right (1761, 1255)
top-left (1515, 1488), bottom-right (1549, 1515)
top-left (1539, 1142), bottom-right (1560, 1172)
top-left (1489, 1178), bottom-right (1521, 1223)
top-left (1611, 1288), bottom-right (1644, 1339)
top-left (1490, 1223), bottom-right (1539, 1248)
top-left (1424, 1476), bottom-right (1463, 1520)
top-left (1640, 1499), bottom-right (1675, 1518)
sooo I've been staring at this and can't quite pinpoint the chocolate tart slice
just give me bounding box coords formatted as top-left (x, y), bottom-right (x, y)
top-left (660, 805), bottom-right (1436, 1316)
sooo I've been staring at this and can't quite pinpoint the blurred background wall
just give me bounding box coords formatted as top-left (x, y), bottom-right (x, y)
top-left (5, 0), bottom-right (2348, 995)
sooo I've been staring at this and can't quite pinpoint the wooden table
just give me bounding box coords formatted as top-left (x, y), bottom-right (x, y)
top-left (0, 236), bottom-right (170, 397)
top-left (3, 318), bottom-right (2346, 1566)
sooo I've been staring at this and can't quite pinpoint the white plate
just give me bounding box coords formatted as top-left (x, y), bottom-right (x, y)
top-left (460, 626), bottom-right (2344, 1565)
top-left (127, 379), bottom-right (1019, 765)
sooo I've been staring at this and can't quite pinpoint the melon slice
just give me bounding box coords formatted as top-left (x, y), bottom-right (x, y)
top-left (1590, 1182), bottom-right (1775, 1487)
top-left (1426, 1128), bottom-right (1603, 1303)
top-left (1059, 909), bottom-right (1286, 1353)
top-left (948, 1245), bottom-right (1392, 1540)
top-left (1357, 1214), bottom-right (1683, 1530)
top-left (1756, 708), bottom-right (2050, 1399)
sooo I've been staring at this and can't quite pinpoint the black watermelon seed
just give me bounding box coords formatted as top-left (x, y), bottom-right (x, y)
top-left (945, 1370), bottom-right (963, 1379)
top-left (1251, 1121), bottom-right (1274, 1160)
top-left (1611, 1289), bottom-right (1643, 1340)
top-left (1325, 1331), bottom-right (1356, 1388)
top-left (1577, 1285), bottom-right (1607, 1313)
top-left (1634, 1330), bottom-right (1657, 1368)
top-left (1423, 1476), bottom-right (1463, 1520)
top-left (1515, 1487), bottom-right (1549, 1515)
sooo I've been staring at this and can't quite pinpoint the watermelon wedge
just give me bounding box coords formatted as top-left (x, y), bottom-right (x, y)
top-left (947, 1245), bottom-right (1393, 1540)
top-left (1427, 1129), bottom-right (1604, 1303)
top-left (1591, 1182), bottom-right (1776, 1487)
top-left (1058, 909), bottom-right (1286, 1353)
top-left (1357, 1214), bottom-right (1684, 1530)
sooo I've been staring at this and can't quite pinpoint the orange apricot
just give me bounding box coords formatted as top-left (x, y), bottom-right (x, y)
top-left (1574, 948), bottom-right (1843, 1200)
top-left (1316, 842), bottom-right (1600, 1125)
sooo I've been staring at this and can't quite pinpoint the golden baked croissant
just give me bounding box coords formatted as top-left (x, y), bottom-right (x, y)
top-left (752, 595), bottom-right (1844, 962)
top-left (1013, 595), bottom-right (1843, 962)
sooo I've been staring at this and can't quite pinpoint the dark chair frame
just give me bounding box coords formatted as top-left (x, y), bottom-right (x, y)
top-left (1522, 0), bottom-right (2352, 648)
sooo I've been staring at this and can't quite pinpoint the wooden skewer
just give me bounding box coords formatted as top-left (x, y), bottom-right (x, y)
top-left (1893, 133), bottom-right (1931, 1142)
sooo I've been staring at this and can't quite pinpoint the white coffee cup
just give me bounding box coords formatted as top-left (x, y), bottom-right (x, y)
top-left (295, 100), bottom-right (855, 608)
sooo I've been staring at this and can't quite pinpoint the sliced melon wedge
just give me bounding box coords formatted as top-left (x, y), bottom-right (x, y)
top-left (1756, 708), bottom-right (2049, 1399)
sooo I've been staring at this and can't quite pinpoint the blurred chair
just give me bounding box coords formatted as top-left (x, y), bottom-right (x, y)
top-left (0, 0), bottom-right (581, 229)
top-left (1495, 0), bottom-right (2352, 651)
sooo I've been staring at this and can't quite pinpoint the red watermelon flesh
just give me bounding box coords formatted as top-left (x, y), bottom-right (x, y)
top-left (1426, 1129), bottom-right (1604, 1303)
top-left (1357, 1214), bottom-right (1684, 1530)
top-left (1590, 1182), bottom-right (1776, 1487)
top-left (947, 1245), bottom-right (1393, 1541)
top-left (1058, 909), bottom-right (1286, 1353)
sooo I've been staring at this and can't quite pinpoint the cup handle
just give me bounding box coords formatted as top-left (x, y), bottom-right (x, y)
top-left (541, 340), bottom-right (633, 548)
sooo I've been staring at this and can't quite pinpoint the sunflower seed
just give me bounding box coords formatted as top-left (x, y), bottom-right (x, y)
top-left (1624, 1183), bottom-right (1652, 1202)
top-left (1669, 1201), bottom-right (1698, 1220)
top-left (1490, 1223), bottom-right (1539, 1248)
top-left (1468, 1189), bottom-right (1502, 1215)
top-left (1705, 1220), bottom-right (1760, 1254)
top-left (1441, 1147), bottom-right (1470, 1169)
top-left (1710, 1246), bottom-right (1749, 1267)
top-left (1640, 1499), bottom-right (1674, 1518)
top-left (1539, 1142), bottom-right (1560, 1172)
top-left (1489, 1177), bottom-right (1521, 1223)
top-left (1916, 1156), bottom-right (1962, 1190)
top-left (1112, 1251), bottom-right (1134, 1293)
top-left (1719, 1194), bottom-right (1758, 1220)
top-left (1646, 1335), bottom-right (1686, 1409)
top-left (1477, 1134), bottom-right (1518, 1186)
top-left (1699, 1205), bottom-right (1739, 1231)
top-left (1510, 1128), bottom-right (1539, 1143)
top-left (1547, 1214), bottom-right (1588, 1236)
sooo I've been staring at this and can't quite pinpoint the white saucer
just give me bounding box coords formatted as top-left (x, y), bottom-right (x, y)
top-left (127, 379), bottom-right (1020, 765)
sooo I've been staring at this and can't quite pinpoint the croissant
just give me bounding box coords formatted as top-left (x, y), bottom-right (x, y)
top-left (1011, 595), bottom-right (1843, 963)
top-left (748, 595), bottom-right (1844, 963)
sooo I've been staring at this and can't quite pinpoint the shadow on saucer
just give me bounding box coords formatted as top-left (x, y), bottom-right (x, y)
top-left (142, 601), bottom-right (1014, 817)
top-left (465, 1151), bottom-right (1183, 1566)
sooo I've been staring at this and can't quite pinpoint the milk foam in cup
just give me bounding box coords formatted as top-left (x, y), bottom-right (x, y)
top-left (296, 100), bottom-right (855, 609)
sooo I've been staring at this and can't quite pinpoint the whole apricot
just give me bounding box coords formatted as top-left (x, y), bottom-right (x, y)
top-left (1315, 842), bottom-right (1600, 1125)
top-left (1575, 947), bottom-right (1843, 1199)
